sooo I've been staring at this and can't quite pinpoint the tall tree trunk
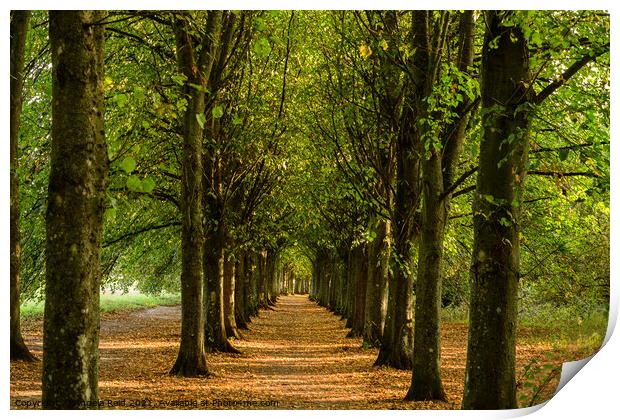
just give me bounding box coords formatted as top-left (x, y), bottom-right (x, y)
top-left (265, 250), bottom-right (277, 305)
top-left (10, 10), bottom-right (35, 363)
top-left (328, 256), bottom-right (338, 311)
top-left (224, 254), bottom-right (240, 338)
top-left (408, 11), bottom-right (475, 402)
top-left (347, 245), bottom-right (367, 337)
top-left (311, 258), bottom-right (318, 299)
top-left (247, 252), bottom-right (259, 316)
top-left (363, 218), bottom-right (390, 346)
top-left (204, 223), bottom-right (240, 353)
top-left (376, 105), bottom-right (420, 370)
top-left (407, 151), bottom-right (447, 399)
top-left (317, 249), bottom-right (330, 307)
top-left (344, 249), bottom-right (355, 328)
top-left (462, 11), bottom-right (531, 409)
top-left (170, 11), bottom-right (222, 376)
top-left (375, 11), bottom-right (432, 370)
top-left (235, 254), bottom-right (250, 329)
top-left (43, 11), bottom-right (107, 408)
top-left (258, 250), bottom-right (268, 307)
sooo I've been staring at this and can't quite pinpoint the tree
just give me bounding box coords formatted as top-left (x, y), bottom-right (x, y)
top-left (169, 10), bottom-right (222, 376)
top-left (10, 10), bottom-right (35, 362)
top-left (462, 11), bottom-right (531, 409)
top-left (376, 11), bottom-right (426, 371)
top-left (407, 11), bottom-right (476, 401)
top-left (462, 10), bottom-right (609, 409)
top-left (43, 10), bottom-right (108, 409)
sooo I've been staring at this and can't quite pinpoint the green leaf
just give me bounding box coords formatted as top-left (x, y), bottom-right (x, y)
top-left (196, 113), bottom-right (206, 129)
top-left (104, 207), bottom-right (117, 220)
top-left (558, 149), bottom-right (569, 161)
top-left (188, 82), bottom-right (208, 93)
top-left (126, 175), bottom-right (142, 192)
top-left (212, 105), bottom-right (224, 119)
top-left (113, 93), bottom-right (128, 107)
top-left (483, 194), bottom-right (496, 204)
top-left (531, 31), bottom-right (543, 46)
top-left (134, 86), bottom-right (145, 102)
top-left (254, 37), bottom-right (272, 58)
top-left (142, 177), bottom-right (156, 193)
top-left (172, 74), bottom-right (187, 86)
top-left (119, 156), bottom-right (137, 174)
top-left (254, 17), bottom-right (267, 32)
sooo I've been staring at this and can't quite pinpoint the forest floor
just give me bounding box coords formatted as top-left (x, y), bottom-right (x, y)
top-left (10, 295), bottom-right (601, 409)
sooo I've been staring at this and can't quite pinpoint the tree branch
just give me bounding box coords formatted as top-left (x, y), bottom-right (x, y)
top-left (534, 43), bottom-right (610, 104)
top-left (103, 221), bottom-right (181, 248)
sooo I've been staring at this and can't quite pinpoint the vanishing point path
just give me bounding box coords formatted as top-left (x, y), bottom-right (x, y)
top-left (11, 294), bottom-right (555, 409)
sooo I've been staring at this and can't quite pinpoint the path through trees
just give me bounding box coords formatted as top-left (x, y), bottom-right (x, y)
top-left (10, 295), bottom-right (595, 409)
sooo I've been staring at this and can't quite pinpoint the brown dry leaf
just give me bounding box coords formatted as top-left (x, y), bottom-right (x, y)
top-left (10, 295), bottom-right (597, 409)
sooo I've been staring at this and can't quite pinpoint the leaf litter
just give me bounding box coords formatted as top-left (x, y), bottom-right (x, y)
top-left (10, 295), bottom-right (600, 409)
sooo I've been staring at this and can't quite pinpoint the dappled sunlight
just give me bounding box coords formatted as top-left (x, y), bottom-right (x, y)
top-left (11, 295), bottom-right (593, 409)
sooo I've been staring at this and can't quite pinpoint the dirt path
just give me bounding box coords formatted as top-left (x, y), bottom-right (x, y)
top-left (11, 294), bottom-right (578, 409)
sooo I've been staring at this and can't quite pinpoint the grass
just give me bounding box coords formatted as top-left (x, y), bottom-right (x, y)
top-left (20, 293), bottom-right (181, 318)
top-left (440, 303), bottom-right (608, 351)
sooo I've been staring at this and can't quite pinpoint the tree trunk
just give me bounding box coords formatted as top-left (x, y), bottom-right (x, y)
top-left (43, 11), bottom-right (107, 408)
top-left (407, 150), bottom-right (447, 399)
top-left (265, 250), bottom-right (277, 305)
top-left (247, 252), bottom-right (259, 316)
top-left (462, 11), bottom-right (531, 409)
top-left (363, 218), bottom-right (389, 347)
top-left (375, 103), bottom-right (420, 370)
top-left (169, 12), bottom-right (223, 377)
top-left (235, 254), bottom-right (250, 329)
top-left (10, 10), bottom-right (35, 363)
top-left (347, 245), bottom-right (367, 337)
top-left (224, 254), bottom-right (241, 339)
top-left (408, 11), bottom-right (475, 402)
top-left (328, 256), bottom-right (338, 311)
top-left (204, 223), bottom-right (240, 353)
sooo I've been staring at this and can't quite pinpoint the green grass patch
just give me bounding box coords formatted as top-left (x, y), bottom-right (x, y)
top-left (20, 293), bottom-right (181, 319)
top-left (440, 305), bottom-right (469, 323)
top-left (440, 303), bottom-right (608, 351)
top-left (518, 304), bottom-right (608, 350)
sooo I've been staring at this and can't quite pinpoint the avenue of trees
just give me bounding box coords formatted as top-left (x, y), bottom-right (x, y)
top-left (10, 10), bottom-right (609, 410)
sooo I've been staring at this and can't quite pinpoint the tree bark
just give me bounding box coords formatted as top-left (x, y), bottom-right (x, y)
top-left (43, 11), bottom-right (108, 408)
top-left (224, 254), bottom-right (241, 338)
top-left (10, 10), bottom-right (35, 363)
top-left (235, 254), bottom-right (250, 329)
top-left (408, 11), bottom-right (475, 402)
top-left (204, 222), bottom-right (240, 353)
top-left (347, 245), bottom-right (367, 337)
top-left (247, 252), bottom-right (259, 316)
top-left (375, 100), bottom-right (420, 371)
top-left (462, 11), bottom-right (531, 409)
top-left (170, 11), bottom-right (222, 376)
top-left (363, 218), bottom-right (389, 347)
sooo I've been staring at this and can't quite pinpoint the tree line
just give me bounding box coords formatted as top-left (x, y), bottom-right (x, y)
top-left (10, 10), bottom-right (609, 410)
